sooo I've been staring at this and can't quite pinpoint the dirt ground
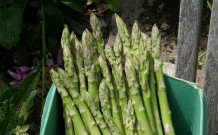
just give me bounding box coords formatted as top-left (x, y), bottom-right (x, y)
top-left (109, 0), bottom-right (210, 89)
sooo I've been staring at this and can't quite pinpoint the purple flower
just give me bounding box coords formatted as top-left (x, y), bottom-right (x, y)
top-left (46, 59), bottom-right (54, 67)
top-left (46, 47), bottom-right (63, 67)
top-left (8, 66), bottom-right (36, 86)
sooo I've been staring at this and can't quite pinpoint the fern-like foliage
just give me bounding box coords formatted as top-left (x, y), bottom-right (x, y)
top-left (0, 71), bottom-right (40, 134)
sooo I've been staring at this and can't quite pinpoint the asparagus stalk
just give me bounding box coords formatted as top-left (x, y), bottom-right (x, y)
top-left (147, 35), bottom-right (164, 135)
top-left (105, 43), bottom-right (128, 134)
top-left (138, 32), bottom-right (157, 134)
top-left (125, 55), bottom-right (153, 135)
top-left (63, 104), bottom-right (75, 135)
top-left (82, 29), bottom-right (99, 61)
top-left (74, 37), bottom-right (87, 94)
top-left (50, 69), bottom-right (88, 135)
top-left (88, 63), bottom-right (100, 109)
top-left (82, 28), bottom-right (102, 82)
top-left (69, 31), bottom-right (76, 57)
top-left (99, 79), bottom-right (122, 135)
top-left (83, 91), bottom-right (111, 135)
top-left (98, 55), bottom-right (125, 135)
top-left (82, 30), bottom-right (94, 78)
top-left (151, 25), bottom-right (175, 135)
top-left (57, 68), bottom-right (102, 135)
top-left (61, 26), bottom-right (79, 92)
top-left (126, 99), bottom-right (136, 135)
top-left (90, 13), bottom-right (104, 55)
top-left (115, 14), bottom-right (131, 55)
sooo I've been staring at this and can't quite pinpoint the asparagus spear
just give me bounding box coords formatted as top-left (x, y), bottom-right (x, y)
top-left (126, 99), bottom-right (136, 135)
top-left (138, 32), bottom-right (157, 134)
top-left (82, 30), bottom-right (93, 78)
top-left (50, 69), bottom-right (88, 135)
top-left (125, 55), bottom-right (153, 135)
top-left (151, 25), bottom-right (175, 135)
top-left (83, 91), bottom-right (111, 135)
top-left (115, 14), bottom-right (131, 55)
top-left (98, 55), bottom-right (125, 135)
top-left (69, 31), bottom-right (76, 57)
top-left (82, 29), bottom-right (99, 61)
top-left (136, 121), bottom-right (142, 135)
top-left (88, 63), bottom-right (100, 109)
top-left (61, 26), bottom-right (79, 92)
top-left (99, 79), bottom-right (122, 135)
top-left (146, 34), bottom-right (164, 135)
top-left (90, 13), bottom-right (104, 55)
top-left (105, 43), bottom-right (128, 134)
top-left (57, 68), bottom-right (102, 135)
top-left (63, 104), bottom-right (74, 135)
top-left (74, 37), bottom-right (87, 94)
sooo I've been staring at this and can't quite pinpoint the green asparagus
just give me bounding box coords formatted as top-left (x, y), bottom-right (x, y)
top-left (50, 69), bottom-right (88, 135)
top-left (99, 55), bottom-right (125, 135)
top-left (99, 79), bottom-right (122, 135)
top-left (151, 25), bottom-right (175, 135)
top-left (57, 68), bottom-right (101, 135)
top-left (125, 55), bottom-right (153, 135)
top-left (83, 91), bottom-right (111, 135)
top-left (63, 104), bottom-right (74, 135)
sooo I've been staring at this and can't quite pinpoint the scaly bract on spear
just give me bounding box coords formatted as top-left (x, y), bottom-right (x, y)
top-left (99, 79), bottom-right (122, 135)
top-left (125, 54), bottom-right (153, 135)
top-left (151, 25), bottom-right (175, 135)
top-left (99, 55), bottom-right (125, 135)
top-left (57, 68), bottom-right (102, 135)
top-left (50, 69), bottom-right (88, 135)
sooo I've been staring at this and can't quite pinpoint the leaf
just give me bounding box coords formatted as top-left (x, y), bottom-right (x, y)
top-left (21, 23), bottom-right (41, 41)
top-left (47, 35), bottom-right (58, 54)
top-left (29, 0), bottom-right (40, 7)
top-left (0, 71), bottom-right (40, 134)
top-left (0, 0), bottom-right (28, 49)
top-left (91, 0), bottom-right (102, 4)
top-left (107, 0), bottom-right (120, 12)
top-left (65, 16), bottom-right (84, 35)
top-left (10, 125), bottom-right (29, 135)
top-left (0, 80), bottom-right (8, 96)
top-left (43, 4), bottom-right (64, 34)
top-left (60, 0), bottom-right (83, 13)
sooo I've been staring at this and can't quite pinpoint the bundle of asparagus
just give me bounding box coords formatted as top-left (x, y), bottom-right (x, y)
top-left (50, 13), bottom-right (175, 135)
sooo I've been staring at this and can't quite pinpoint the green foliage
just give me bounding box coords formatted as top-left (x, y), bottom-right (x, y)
top-left (43, 4), bottom-right (64, 34)
top-left (0, 71), bottom-right (40, 135)
top-left (197, 50), bottom-right (207, 69)
top-left (65, 16), bottom-right (84, 35)
top-left (0, 0), bottom-right (120, 49)
top-left (10, 125), bottom-right (29, 135)
top-left (0, 80), bottom-right (8, 96)
top-left (107, 0), bottom-right (120, 12)
top-left (60, 0), bottom-right (84, 13)
top-left (0, 0), bottom-right (28, 49)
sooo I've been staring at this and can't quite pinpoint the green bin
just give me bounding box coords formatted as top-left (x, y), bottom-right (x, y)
top-left (40, 75), bottom-right (208, 135)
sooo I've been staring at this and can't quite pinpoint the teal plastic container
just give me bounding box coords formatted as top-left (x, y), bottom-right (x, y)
top-left (40, 75), bottom-right (208, 135)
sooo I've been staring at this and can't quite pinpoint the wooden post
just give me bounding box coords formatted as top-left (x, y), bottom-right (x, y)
top-left (175, 0), bottom-right (203, 82)
top-left (204, 1), bottom-right (218, 135)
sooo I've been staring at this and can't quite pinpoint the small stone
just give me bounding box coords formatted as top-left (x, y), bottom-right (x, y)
top-left (145, 16), bottom-right (150, 20)
top-left (160, 22), bottom-right (170, 31)
top-left (145, 24), bottom-right (152, 31)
